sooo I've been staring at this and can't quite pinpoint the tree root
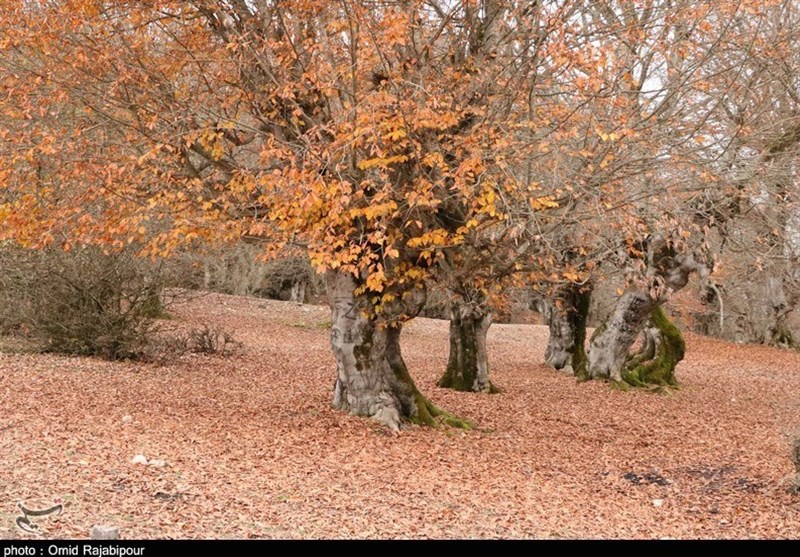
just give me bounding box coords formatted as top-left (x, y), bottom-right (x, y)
top-left (411, 391), bottom-right (473, 429)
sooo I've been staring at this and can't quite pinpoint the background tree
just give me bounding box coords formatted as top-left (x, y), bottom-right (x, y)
top-left (530, 0), bottom-right (768, 386)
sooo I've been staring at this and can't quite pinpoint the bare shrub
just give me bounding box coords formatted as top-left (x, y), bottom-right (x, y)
top-left (142, 324), bottom-right (241, 363)
top-left (187, 324), bottom-right (242, 356)
top-left (0, 245), bottom-right (167, 360)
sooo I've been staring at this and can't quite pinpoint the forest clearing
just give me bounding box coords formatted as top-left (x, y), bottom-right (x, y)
top-left (1, 293), bottom-right (798, 540)
top-left (4, 0), bottom-right (800, 542)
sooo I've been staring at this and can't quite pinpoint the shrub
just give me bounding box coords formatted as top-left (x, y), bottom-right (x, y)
top-left (186, 324), bottom-right (242, 356)
top-left (0, 245), bottom-right (167, 360)
top-left (143, 323), bottom-right (241, 364)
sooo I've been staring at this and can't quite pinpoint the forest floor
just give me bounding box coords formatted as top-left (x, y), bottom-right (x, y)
top-left (1, 291), bottom-right (799, 539)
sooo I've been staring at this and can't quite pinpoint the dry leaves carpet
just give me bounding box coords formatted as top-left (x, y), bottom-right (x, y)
top-left (1, 292), bottom-right (799, 539)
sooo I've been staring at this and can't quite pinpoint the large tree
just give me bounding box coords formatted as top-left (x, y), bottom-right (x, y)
top-left (0, 0), bottom-right (568, 427)
top-left (532, 0), bottom-right (779, 386)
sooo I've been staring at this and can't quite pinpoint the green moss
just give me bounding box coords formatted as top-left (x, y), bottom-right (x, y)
top-left (609, 379), bottom-right (631, 392)
top-left (410, 395), bottom-right (473, 429)
top-left (438, 309), bottom-right (496, 393)
top-left (388, 327), bottom-right (471, 429)
top-left (621, 306), bottom-right (684, 388)
top-left (571, 288), bottom-right (591, 380)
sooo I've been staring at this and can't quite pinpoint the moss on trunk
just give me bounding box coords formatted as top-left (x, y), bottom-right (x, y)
top-left (387, 328), bottom-right (472, 428)
top-left (620, 306), bottom-right (685, 387)
top-left (328, 271), bottom-right (470, 430)
top-left (438, 300), bottom-right (497, 393)
top-left (571, 287), bottom-right (591, 380)
top-left (544, 284), bottom-right (591, 379)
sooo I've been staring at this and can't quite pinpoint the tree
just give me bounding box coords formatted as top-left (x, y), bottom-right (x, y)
top-left (531, 0), bottom-right (775, 386)
top-left (0, 0), bottom-right (566, 427)
top-left (683, 0), bottom-right (800, 348)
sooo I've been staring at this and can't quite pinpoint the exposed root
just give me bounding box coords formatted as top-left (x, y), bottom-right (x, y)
top-left (371, 406), bottom-right (402, 432)
top-left (410, 391), bottom-right (472, 429)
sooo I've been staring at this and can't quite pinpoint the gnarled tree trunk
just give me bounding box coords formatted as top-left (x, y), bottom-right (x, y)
top-left (327, 271), bottom-right (467, 430)
top-left (765, 276), bottom-right (796, 348)
top-left (621, 306), bottom-right (685, 386)
top-left (587, 295), bottom-right (685, 386)
top-left (586, 236), bottom-right (709, 386)
top-left (438, 295), bottom-right (496, 393)
top-left (587, 292), bottom-right (655, 382)
top-left (544, 285), bottom-right (591, 377)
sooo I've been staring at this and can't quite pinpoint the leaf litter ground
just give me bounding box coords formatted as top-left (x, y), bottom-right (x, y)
top-left (1, 292), bottom-right (799, 539)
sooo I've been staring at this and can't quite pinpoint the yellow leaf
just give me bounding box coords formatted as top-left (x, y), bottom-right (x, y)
top-left (357, 155), bottom-right (409, 170)
top-left (383, 129), bottom-right (407, 141)
top-left (366, 269), bottom-right (385, 293)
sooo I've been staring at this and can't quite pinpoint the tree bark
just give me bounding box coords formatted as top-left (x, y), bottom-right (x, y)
top-left (586, 236), bottom-right (708, 385)
top-left (765, 276), bottom-right (796, 348)
top-left (289, 280), bottom-right (306, 303)
top-left (438, 295), bottom-right (496, 392)
top-left (587, 296), bottom-right (685, 387)
top-left (586, 292), bottom-right (655, 382)
top-left (544, 285), bottom-right (591, 377)
top-left (621, 306), bottom-right (685, 386)
top-left (327, 271), bottom-right (468, 430)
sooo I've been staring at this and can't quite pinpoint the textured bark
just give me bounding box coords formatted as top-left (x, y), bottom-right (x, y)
top-left (587, 292), bottom-right (655, 382)
top-left (588, 299), bottom-right (685, 387)
top-left (327, 271), bottom-right (468, 430)
top-left (765, 276), bottom-right (796, 348)
top-left (289, 281), bottom-right (306, 303)
top-left (625, 326), bottom-right (659, 369)
top-left (621, 306), bottom-right (685, 387)
top-left (438, 297), bottom-right (495, 392)
top-left (587, 236), bottom-right (708, 384)
top-left (543, 299), bottom-right (572, 371)
top-left (544, 285), bottom-right (591, 377)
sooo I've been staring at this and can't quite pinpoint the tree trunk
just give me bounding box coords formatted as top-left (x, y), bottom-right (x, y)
top-left (586, 236), bottom-right (706, 385)
top-left (327, 271), bottom-right (468, 430)
top-left (438, 296), bottom-right (496, 393)
top-left (621, 306), bottom-right (685, 387)
top-left (587, 293), bottom-right (685, 387)
top-left (586, 292), bottom-right (655, 382)
top-left (765, 276), bottom-right (796, 348)
top-left (544, 285), bottom-right (591, 377)
top-left (289, 280), bottom-right (306, 303)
